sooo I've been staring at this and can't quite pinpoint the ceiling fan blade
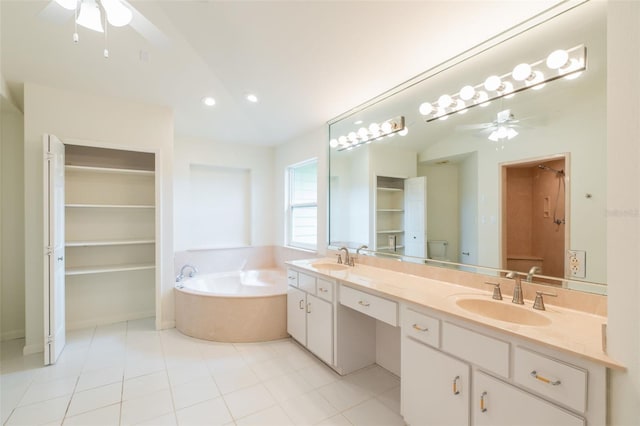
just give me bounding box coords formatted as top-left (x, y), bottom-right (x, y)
top-left (38, 1), bottom-right (74, 25)
top-left (124, 1), bottom-right (171, 48)
top-left (457, 123), bottom-right (494, 130)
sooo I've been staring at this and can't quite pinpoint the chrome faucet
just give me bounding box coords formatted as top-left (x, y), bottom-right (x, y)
top-left (338, 246), bottom-right (351, 266)
top-left (356, 245), bottom-right (368, 256)
top-left (176, 264), bottom-right (198, 282)
top-left (507, 271), bottom-right (524, 305)
top-left (526, 266), bottom-right (542, 282)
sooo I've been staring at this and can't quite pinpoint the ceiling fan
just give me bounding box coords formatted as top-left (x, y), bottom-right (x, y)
top-left (458, 109), bottom-right (521, 142)
top-left (39, 0), bottom-right (169, 52)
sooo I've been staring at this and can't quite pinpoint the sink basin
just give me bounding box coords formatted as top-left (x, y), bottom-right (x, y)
top-left (455, 298), bottom-right (551, 326)
top-left (310, 262), bottom-right (349, 271)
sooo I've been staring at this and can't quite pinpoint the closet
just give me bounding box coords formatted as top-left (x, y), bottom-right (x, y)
top-left (64, 145), bottom-right (156, 329)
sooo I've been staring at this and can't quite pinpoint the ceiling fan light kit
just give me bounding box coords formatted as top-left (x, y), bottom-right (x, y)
top-left (418, 44), bottom-right (586, 123)
top-left (54, 0), bottom-right (133, 57)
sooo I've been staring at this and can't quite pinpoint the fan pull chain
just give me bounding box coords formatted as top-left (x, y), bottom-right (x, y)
top-left (103, 11), bottom-right (109, 59)
top-left (73, 5), bottom-right (79, 43)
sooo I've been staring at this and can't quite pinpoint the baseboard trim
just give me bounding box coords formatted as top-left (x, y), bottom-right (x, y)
top-left (1, 329), bottom-right (25, 342)
top-left (160, 320), bottom-right (175, 330)
top-left (23, 343), bottom-right (44, 355)
top-left (66, 311), bottom-right (156, 331)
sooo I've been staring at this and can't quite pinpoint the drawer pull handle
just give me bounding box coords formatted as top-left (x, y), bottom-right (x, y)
top-left (307, 302), bottom-right (312, 314)
top-left (452, 375), bottom-right (460, 395)
top-left (480, 391), bottom-right (488, 412)
top-left (299, 299), bottom-right (304, 310)
top-left (530, 370), bottom-right (561, 386)
top-left (412, 324), bottom-right (428, 332)
top-left (358, 300), bottom-right (370, 307)
top-left (319, 288), bottom-right (328, 293)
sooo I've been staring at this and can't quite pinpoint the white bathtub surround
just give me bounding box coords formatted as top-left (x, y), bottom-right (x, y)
top-left (175, 269), bottom-right (288, 342)
top-left (1, 318), bottom-right (402, 426)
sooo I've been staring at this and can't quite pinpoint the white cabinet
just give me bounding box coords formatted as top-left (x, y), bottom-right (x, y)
top-left (64, 145), bottom-right (156, 329)
top-left (306, 294), bottom-right (333, 364)
top-left (286, 271), bottom-right (334, 365)
top-left (473, 371), bottom-right (584, 426)
top-left (402, 337), bottom-right (470, 426)
top-left (400, 305), bottom-right (593, 426)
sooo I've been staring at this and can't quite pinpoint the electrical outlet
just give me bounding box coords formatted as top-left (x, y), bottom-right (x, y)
top-left (567, 250), bottom-right (586, 278)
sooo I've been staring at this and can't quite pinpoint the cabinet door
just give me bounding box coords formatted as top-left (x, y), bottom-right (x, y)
top-left (287, 286), bottom-right (306, 345)
top-left (306, 294), bottom-right (333, 365)
top-left (402, 337), bottom-right (470, 426)
top-left (473, 371), bottom-right (584, 426)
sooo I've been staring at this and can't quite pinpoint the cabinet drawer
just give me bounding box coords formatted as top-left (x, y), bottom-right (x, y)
top-left (287, 269), bottom-right (298, 287)
top-left (298, 273), bottom-right (316, 293)
top-left (403, 307), bottom-right (440, 348)
top-left (442, 322), bottom-right (509, 378)
top-left (316, 278), bottom-right (334, 302)
top-left (340, 285), bottom-right (398, 326)
top-left (514, 347), bottom-right (587, 413)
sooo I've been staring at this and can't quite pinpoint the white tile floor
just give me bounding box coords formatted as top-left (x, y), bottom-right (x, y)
top-left (0, 318), bottom-right (405, 426)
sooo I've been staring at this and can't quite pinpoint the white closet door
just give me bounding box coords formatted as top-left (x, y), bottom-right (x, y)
top-left (404, 176), bottom-right (427, 257)
top-left (44, 134), bottom-right (66, 365)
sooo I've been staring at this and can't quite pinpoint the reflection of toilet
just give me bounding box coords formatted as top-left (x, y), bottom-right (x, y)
top-left (428, 240), bottom-right (449, 261)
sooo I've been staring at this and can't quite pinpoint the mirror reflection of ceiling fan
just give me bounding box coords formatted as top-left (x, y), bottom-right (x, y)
top-left (40, 0), bottom-right (169, 54)
top-left (459, 109), bottom-right (521, 142)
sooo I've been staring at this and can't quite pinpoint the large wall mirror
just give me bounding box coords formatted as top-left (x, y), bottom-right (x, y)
top-left (328, 1), bottom-right (607, 295)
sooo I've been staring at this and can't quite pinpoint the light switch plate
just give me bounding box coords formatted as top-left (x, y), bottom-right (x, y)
top-left (567, 250), bottom-right (586, 278)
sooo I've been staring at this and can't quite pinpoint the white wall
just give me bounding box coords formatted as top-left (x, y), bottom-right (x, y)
top-left (174, 137), bottom-right (274, 251)
top-left (607, 1), bottom-right (640, 424)
top-left (1, 95), bottom-right (25, 340)
top-left (23, 83), bottom-right (174, 353)
top-left (274, 126), bottom-right (328, 254)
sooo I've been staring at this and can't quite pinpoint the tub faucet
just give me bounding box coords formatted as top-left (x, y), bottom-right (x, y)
top-left (506, 271), bottom-right (524, 305)
top-left (338, 246), bottom-right (351, 266)
top-left (176, 264), bottom-right (198, 282)
top-left (526, 266), bottom-right (542, 282)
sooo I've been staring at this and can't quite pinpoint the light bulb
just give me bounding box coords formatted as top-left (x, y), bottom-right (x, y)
top-left (438, 94), bottom-right (453, 108)
top-left (512, 63), bottom-right (532, 81)
top-left (246, 94), bottom-right (258, 103)
top-left (436, 108), bottom-right (448, 120)
top-left (459, 85), bottom-right (475, 101)
top-left (202, 96), bottom-right (216, 106)
top-left (338, 135), bottom-right (348, 145)
top-left (358, 127), bottom-right (368, 138)
top-left (348, 132), bottom-right (358, 142)
top-left (502, 81), bottom-right (515, 98)
top-left (381, 121), bottom-right (393, 134)
top-left (561, 58), bottom-right (584, 80)
top-left (419, 102), bottom-right (433, 116)
top-left (527, 71), bottom-right (546, 90)
top-left (369, 123), bottom-right (380, 133)
top-left (398, 127), bottom-right (409, 136)
top-left (329, 139), bottom-right (339, 148)
top-left (455, 99), bottom-right (467, 114)
top-left (55, 0), bottom-right (78, 10)
top-left (546, 49), bottom-right (569, 70)
top-left (76, 1), bottom-right (104, 32)
top-left (484, 75), bottom-right (502, 92)
top-left (101, 0), bottom-right (133, 27)
top-left (475, 91), bottom-right (489, 106)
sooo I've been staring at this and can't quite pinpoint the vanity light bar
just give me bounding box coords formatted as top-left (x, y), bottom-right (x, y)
top-left (419, 45), bottom-right (586, 123)
top-left (330, 116), bottom-right (406, 151)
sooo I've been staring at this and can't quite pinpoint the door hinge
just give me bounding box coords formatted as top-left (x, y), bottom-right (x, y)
top-left (44, 152), bottom-right (54, 161)
top-left (46, 246), bottom-right (53, 256)
top-left (46, 335), bottom-right (53, 344)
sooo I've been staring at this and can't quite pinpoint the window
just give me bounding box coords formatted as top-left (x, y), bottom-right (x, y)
top-left (287, 159), bottom-right (318, 250)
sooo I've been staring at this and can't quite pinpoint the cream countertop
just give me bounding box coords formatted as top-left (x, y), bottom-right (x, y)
top-left (286, 258), bottom-right (625, 370)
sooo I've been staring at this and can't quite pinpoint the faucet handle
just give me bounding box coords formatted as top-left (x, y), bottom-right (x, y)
top-left (337, 254), bottom-right (343, 264)
top-left (533, 291), bottom-right (557, 311)
top-left (484, 282), bottom-right (503, 300)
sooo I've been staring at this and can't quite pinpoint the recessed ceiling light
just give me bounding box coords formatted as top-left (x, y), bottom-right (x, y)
top-left (202, 96), bottom-right (216, 107)
top-left (246, 94), bottom-right (258, 103)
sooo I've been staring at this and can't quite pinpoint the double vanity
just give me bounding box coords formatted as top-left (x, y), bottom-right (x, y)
top-left (286, 258), bottom-right (623, 426)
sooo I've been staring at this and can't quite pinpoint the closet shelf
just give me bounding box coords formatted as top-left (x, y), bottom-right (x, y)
top-left (377, 187), bottom-right (403, 192)
top-left (377, 245), bottom-right (405, 250)
top-left (376, 229), bottom-right (405, 234)
top-left (65, 263), bottom-right (155, 276)
top-left (65, 165), bottom-right (154, 176)
top-left (66, 239), bottom-right (155, 247)
top-left (65, 203), bottom-right (155, 209)
top-left (377, 209), bottom-right (404, 212)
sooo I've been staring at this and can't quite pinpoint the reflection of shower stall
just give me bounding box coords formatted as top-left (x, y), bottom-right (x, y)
top-left (502, 156), bottom-right (568, 279)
